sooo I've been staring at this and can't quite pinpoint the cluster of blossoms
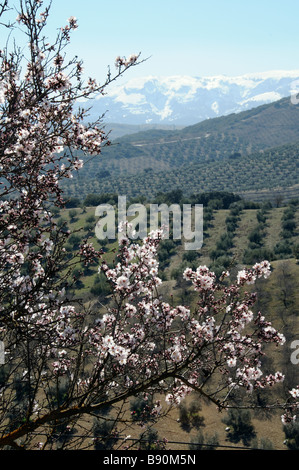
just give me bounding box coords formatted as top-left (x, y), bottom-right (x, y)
top-left (233, 366), bottom-right (285, 393)
top-left (100, 222), bottom-right (164, 297)
top-left (183, 265), bottom-right (216, 291)
top-left (165, 384), bottom-right (193, 406)
top-left (101, 335), bottom-right (130, 365)
top-left (60, 15), bottom-right (79, 42)
top-left (237, 260), bottom-right (271, 285)
top-left (115, 54), bottom-right (139, 70)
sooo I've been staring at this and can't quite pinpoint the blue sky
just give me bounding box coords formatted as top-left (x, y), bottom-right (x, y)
top-left (16, 0), bottom-right (299, 81)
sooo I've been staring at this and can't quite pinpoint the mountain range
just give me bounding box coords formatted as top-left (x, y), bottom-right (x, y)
top-left (83, 70), bottom-right (299, 129)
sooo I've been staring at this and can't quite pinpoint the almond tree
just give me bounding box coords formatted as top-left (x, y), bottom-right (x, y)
top-left (0, 0), bottom-right (298, 450)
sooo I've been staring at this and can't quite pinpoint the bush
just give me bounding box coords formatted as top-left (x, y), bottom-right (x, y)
top-left (72, 267), bottom-right (84, 289)
top-left (84, 222), bottom-right (95, 235)
top-left (93, 418), bottom-right (118, 450)
top-left (68, 233), bottom-right (82, 250)
top-left (293, 244), bottom-right (299, 260)
top-left (86, 214), bottom-right (96, 224)
top-left (69, 209), bottom-right (78, 222)
top-left (178, 400), bottom-right (205, 432)
top-left (251, 437), bottom-right (274, 450)
top-left (91, 273), bottom-right (111, 297)
top-left (281, 219), bottom-right (296, 233)
top-left (183, 251), bottom-right (199, 262)
top-left (225, 214), bottom-right (239, 229)
top-left (130, 396), bottom-right (154, 423)
top-left (222, 409), bottom-right (256, 446)
top-left (210, 248), bottom-right (227, 261)
top-left (274, 240), bottom-right (293, 257)
top-left (84, 193), bottom-right (118, 207)
top-left (226, 222), bottom-right (237, 233)
top-left (50, 206), bottom-right (60, 218)
top-left (65, 197), bottom-right (82, 208)
top-left (248, 227), bottom-right (264, 246)
top-left (189, 430), bottom-right (219, 450)
top-left (215, 233), bottom-right (234, 252)
top-left (243, 247), bottom-right (274, 265)
top-left (56, 217), bottom-right (69, 231)
top-left (203, 208), bottom-right (214, 222)
top-left (139, 427), bottom-right (166, 450)
top-left (283, 421), bottom-right (299, 449)
top-left (256, 210), bottom-right (267, 224)
top-left (282, 207), bottom-right (296, 220)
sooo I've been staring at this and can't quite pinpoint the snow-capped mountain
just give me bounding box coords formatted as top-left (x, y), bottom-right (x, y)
top-left (83, 70), bottom-right (299, 126)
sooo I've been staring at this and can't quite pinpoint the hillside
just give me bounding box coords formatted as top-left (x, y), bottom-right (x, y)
top-left (54, 197), bottom-right (299, 449)
top-left (118, 95), bottom-right (299, 148)
top-left (58, 194), bottom-right (299, 305)
top-left (104, 122), bottom-right (184, 140)
top-left (62, 97), bottom-right (299, 203)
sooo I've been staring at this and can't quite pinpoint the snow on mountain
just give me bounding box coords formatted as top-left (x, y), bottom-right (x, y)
top-left (84, 70), bottom-right (299, 126)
